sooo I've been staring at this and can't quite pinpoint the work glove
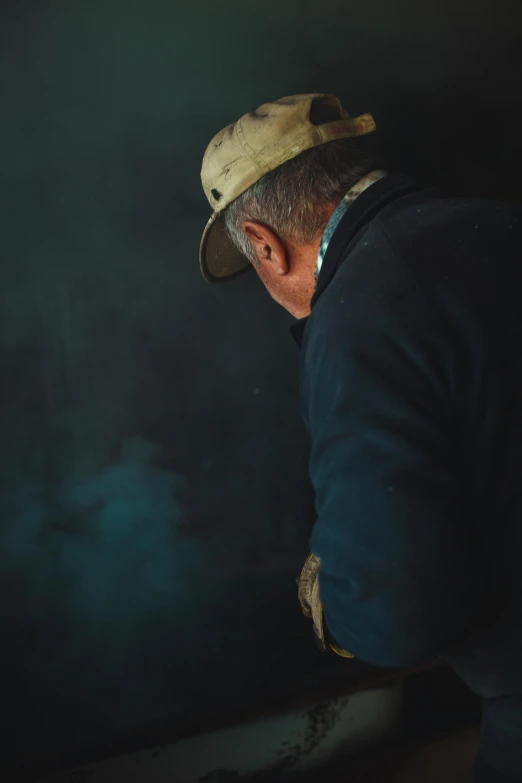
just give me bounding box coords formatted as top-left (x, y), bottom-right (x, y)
top-left (298, 552), bottom-right (354, 659)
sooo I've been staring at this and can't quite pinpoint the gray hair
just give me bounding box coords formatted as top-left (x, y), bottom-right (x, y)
top-left (223, 137), bottom-right (380, 266)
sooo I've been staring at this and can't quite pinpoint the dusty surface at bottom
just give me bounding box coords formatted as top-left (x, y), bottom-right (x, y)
top-left (301, 725), bottom-right (481, 783)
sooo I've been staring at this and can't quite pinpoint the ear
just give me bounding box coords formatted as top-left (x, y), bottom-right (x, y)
top-left (241, 221), bottom-right (289, 276)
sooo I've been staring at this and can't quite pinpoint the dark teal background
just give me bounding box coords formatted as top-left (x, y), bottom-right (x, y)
top-left (1, 0), bottom-right (522, 774)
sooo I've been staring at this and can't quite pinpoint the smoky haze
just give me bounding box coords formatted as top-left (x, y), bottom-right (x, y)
top-left (1, 0), bottom-right (522, 773)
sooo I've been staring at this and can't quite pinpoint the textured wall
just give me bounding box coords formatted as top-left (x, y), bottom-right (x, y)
top-left (1, 0), bottom-right (522, 772)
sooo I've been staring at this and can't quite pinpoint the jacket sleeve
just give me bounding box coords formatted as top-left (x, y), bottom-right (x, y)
top-left (302, 238), bottom-right (484, 668)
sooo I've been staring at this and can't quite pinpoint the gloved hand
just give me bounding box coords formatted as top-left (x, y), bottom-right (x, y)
top-left (298, 552), bottom-right (354, 659)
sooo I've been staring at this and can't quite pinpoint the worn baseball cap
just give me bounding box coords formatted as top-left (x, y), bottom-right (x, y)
top-left (199, 93), bottom-right (376, 284)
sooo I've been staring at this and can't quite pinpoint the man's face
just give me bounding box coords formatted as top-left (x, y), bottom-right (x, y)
top-left (251, 245), bottom-right (319, 320)
top-left (241, 212), bottom-right (334, 320)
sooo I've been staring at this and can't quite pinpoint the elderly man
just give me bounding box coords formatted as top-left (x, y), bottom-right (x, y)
top-left (199, 93), bottom-right (522, 782)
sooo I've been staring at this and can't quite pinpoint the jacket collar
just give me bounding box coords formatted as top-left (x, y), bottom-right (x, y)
top-left (314, 169), bottom-right (389, 283)
top-left (290, 172), bottom-right (426, 347)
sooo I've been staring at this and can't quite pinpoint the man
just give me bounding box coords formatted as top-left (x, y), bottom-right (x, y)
top-left (199, 93), bottom-right (522, 781)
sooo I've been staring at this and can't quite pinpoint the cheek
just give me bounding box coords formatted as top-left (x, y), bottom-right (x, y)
top-left (253, 266), bottom-right (291, 309)
top-left (257, 277), bottom-right (282, 304)
top-left (254, 264), bottom-right (268, 282)
top-left (254, 266), bottom-right (275, 294)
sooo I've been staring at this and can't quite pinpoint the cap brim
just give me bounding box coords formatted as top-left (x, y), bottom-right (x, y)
top-left (199, 211), bottom-right (252, 284)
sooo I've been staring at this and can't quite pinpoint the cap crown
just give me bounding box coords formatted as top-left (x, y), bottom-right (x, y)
top-left (201, 93), bottom-right (376, 212)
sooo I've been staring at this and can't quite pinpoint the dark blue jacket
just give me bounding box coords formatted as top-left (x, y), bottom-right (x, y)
top-left (292, 173), bottom-right (522, 695)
